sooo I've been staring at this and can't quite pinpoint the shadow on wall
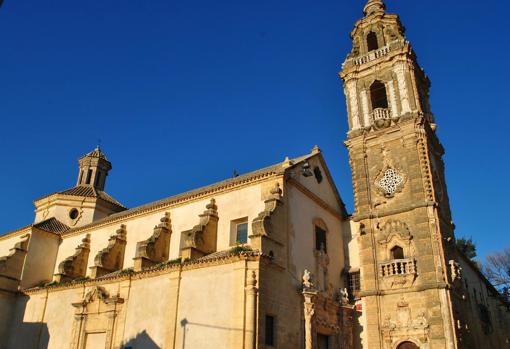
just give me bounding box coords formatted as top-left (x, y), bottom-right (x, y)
top-left (5, 322), bottom-right (49, 349)
top-left (180, 318), bottom-right (244, 349)
top-left (3, 294), bottom-right (50, 349)
top-left (122, 330), bottom-right (161, 349)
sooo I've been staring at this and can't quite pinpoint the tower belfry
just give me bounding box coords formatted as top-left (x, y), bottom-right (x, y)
top-left (76, 146), bottom-right (112, 191)
top-left (33, 147), bottom-right (125, 228)
top-left (341, 1), bottom-right (460, 348)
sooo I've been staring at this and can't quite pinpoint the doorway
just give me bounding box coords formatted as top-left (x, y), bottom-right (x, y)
top-left (397, 341), bottom-right (419, 349)
top-left (317, 334), bottom-right (330, 349)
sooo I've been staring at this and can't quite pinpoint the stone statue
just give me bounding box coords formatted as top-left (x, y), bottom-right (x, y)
top-left (303, 269), bottom-right (314, 289)
top-left (340, 288), bottom-right (350, 305)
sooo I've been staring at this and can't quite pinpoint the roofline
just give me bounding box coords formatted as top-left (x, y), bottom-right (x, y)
top-left (0, 225), bottom-right (32, 241)
top-left (33, 188), bottom-right (126, 209)
top-left (456, 247), bottom-right (510, 306)
top-left (313, 152), bottom-right (349, 218)
top-left (59, 153), bottom-right (320, 237)
top-left (7, 150), bottom-right (338, 240)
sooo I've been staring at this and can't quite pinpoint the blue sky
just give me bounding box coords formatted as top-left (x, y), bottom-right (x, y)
top-left (0, 0), bottom-right (508, 259)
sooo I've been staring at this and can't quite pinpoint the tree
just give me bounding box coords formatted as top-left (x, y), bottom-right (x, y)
top-left (484, 248), bottom-right (510, 303)
top-left (456, 237), bottom-right (477, 260)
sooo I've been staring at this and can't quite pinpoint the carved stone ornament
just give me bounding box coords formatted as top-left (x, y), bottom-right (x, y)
top-left (54, 234), bottom-right (91, 282)
top-left (181, 199), bottom-right (219, 260)
top-left (381, 298), bottom-right (429, 349)
top-left (377, 220), bottom-right (412, 245)
top-left (375, 166), bottom-right (406, 198)
top-left (134, 212), bottom-right (172, 271)
top-left (251, 183), bottom-right (283, 238)
top-left (90, 225), bottom-right (127, 278)
top-left (70, 286), bottom-right (124, 349)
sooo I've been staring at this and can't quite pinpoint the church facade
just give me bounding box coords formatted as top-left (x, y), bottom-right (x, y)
top-left (0, 1), bottom-right (509, 348)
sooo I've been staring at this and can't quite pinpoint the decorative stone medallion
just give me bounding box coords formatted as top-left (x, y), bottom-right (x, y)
top-left (375, 167), bottom-right (406, 198)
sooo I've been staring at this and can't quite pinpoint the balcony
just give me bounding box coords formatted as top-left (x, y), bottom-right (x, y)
top-left (379, 258), bottom-right (416, 277)
top-left (342, 39), bottom-right (409, 71)
top-left (354, 45), bottom-right (391, 66)
top-left (371, 108), bottom-right (391, 122)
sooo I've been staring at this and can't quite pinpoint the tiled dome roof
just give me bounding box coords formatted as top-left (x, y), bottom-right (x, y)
top-left (81, 146), bottom-right (109, 161)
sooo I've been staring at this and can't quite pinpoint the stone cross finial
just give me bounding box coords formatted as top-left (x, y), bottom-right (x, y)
top-left (364, 0), bottom-right (385, 16)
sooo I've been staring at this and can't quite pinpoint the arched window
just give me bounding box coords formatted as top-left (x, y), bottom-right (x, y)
top-left (85, 169), bottom-right (93, 185)
top-left (391, 246), bottom-right (405, 260)
top-left (397, 341), bottom-right (419, 349)
top-left (367, 31), bottom-right (379, 51)
top-left (370, 80), bottom-right (389, 109)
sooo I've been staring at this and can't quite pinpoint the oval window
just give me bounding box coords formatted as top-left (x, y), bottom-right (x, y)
top-left (69, 208), bottom-right (79, 220)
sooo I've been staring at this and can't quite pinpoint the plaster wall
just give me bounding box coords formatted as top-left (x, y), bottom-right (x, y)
top-left (0, 230), bottom-right (29, 258)
top-left (34, 197), bottom-right (98, 227)
top-left (6, 260), bottom-right (252, 349)
top-left (122, 274), bottom-right (175, 347)
top-left (287, 183), bottom-right (346, 291)
top-left (347, 220), bottom-right (361, 270)
top-left (21, 230), bottom-right (60, 288)
top-left (0, 291), bottom-right (15, 349)
top-left (291, 156), bottom-right (343, 213)
top-left (174, 261), bottom-right (249, 349)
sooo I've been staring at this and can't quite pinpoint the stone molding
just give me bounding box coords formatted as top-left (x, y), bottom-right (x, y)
top-left (54, 234), bottom-right (91, 283)
top-left (180, 199), bottom-right (219, 260)
top-left (70, 286), bottom-right (124, 349)
top-left (23, 251), bottom-right (264, 294)
top-left (133, 212), bottom-right (172, 271)
top-left (90, 225), bottom-right (127, 278)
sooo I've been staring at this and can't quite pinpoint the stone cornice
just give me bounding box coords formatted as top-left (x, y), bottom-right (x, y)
top-left (360, 281), bottom-right (449, 297)
top-left (0, 226), bottom-right (32, 242)
top-left (23, 251), bottom-right (266, 295)
top-left (351, 200), bottom-right (437, 222)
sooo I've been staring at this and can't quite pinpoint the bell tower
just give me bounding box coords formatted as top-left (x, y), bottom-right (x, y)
top-left (341, 1), bottom-right (460, 348)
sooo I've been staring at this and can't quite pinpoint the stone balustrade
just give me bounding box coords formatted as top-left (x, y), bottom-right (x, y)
top-left (354, 45), bottom-right (391, 65)
top-left (379, 258), bottom-right (416, 277)
top-left (372, 108), bottom-right (391, 122)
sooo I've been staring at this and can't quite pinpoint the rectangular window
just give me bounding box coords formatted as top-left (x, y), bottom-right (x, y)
top-left (348, 271), bottom-right (361, 299)
top-left (265, 315), bottom-right (275, 346)
top-left (315, 226), bottom-right (327, 253)
top-left (236, 222), bottom-right (248, 244)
